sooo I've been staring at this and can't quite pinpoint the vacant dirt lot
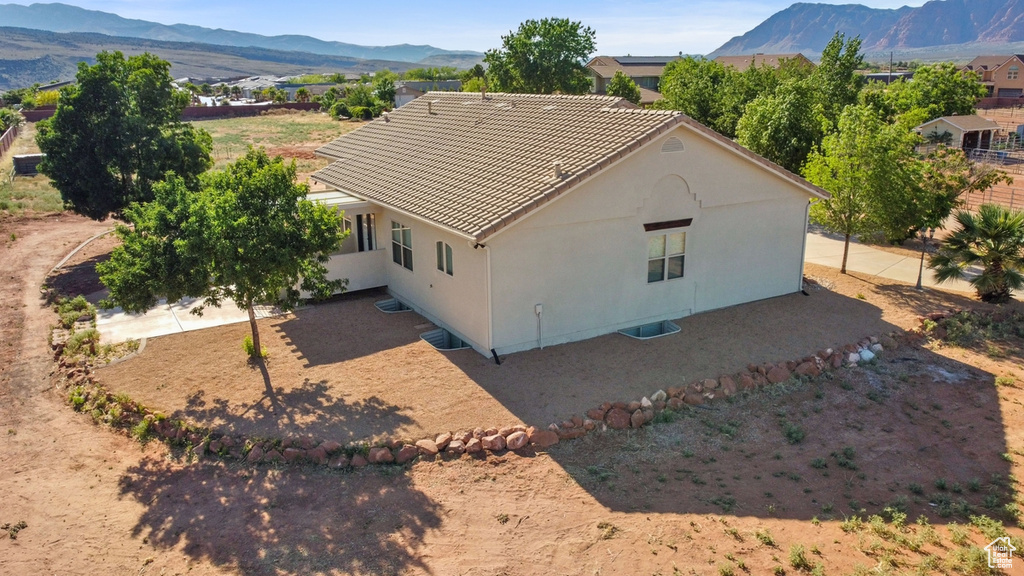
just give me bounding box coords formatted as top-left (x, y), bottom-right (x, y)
top-left (2, 214), bottom-right (1023, 576)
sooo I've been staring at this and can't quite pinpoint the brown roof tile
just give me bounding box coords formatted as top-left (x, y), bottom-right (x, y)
top-left (313, 92), bottom-right (827, 241)
top-left (713, 53), bottom-right (812, 72)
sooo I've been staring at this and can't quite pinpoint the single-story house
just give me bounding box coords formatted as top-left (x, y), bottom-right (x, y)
top-left (713, 53), bottom-right (814, 72)
top-left (915, 115), bottom-right (1000, 150)
top-left (310, 92), bottom-right (828, 357)
top-left (394, 84), bottom-right (425, 107)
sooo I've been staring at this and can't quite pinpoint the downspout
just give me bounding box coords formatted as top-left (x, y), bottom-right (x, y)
top-left (799, 199), bottom-right (812, 294)
top-left (471, 240), bottom-right (496, 362)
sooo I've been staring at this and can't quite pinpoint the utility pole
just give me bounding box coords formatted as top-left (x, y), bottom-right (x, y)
top-left (888, 52), bottom-right (893, 85)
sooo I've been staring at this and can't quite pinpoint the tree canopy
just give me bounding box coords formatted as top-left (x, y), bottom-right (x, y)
top-left (484, 18), bottom-right (596, 94)
top-left (736, 78), bottom-right (824, 174)
top-left (36, 51), bottom-right (212, 220)
top-left (607, 71), bottom-right (641, 105)
top-left (929, 205), bottom-right (1024, 303)
top-left (98, 148), bottom-right (347, 355)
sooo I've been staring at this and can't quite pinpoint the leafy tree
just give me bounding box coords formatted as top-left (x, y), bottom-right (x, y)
top-left (272, 88), bottom-right (287, 104)
top-left (294, 87), bottom-right (311, 102)
top-left (98, 148), bottom-right (347, 355)
top-left (0, 108), bottom-right (24, 132)
top-left (655, 57), bottom-right (728, 128)
top-left (484, 18), bottom-right (596, 94)
top-left (811, 33), bottom-right (865, 127)
top-left (461, 64), bottom-right (486, 83)
top-left (606, 70), bottom-right (641, 105)
top-left (373, 76), bottom-right (396, 107)
top-left (804, 105), bottom-right (923, 272)
top-left (316, 86), bottom-right (341, 110)
top-left (199, 83), bottom-right (212, 96)
top-left (736, 78), bottom-right (823, 173)
top-left (230, 85), bottom-right (242, 99)
top-left (715, 62), bottom-right (787, 138)
top-left (36, 51), bottom-right (213, 220)
top-left (929, 204), bottom-right (1024, 303)
top-left (462, 77), bottom-right (487, 93)
top-left (405, 66), bottom-right (461, 81)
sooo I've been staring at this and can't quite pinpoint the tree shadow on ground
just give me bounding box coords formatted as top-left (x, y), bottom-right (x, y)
top-left (46, 252), bottom-right (109, 297)
top-left (175, 375), bottom-right (412, 442)
top-left (272, 289), bottom-right (428, 367)
top-left (540, 340), bottom-right (1016, 524)
top-left (118, 458), bottom-right (441, 575)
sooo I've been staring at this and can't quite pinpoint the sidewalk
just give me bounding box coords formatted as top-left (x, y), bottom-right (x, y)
top-left (95, 294), bottom-right (277, 344)
top-left (804, 231), bottom-right (976, 293)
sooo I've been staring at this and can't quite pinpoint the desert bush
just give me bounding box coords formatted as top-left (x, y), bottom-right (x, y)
top-left (242, 336), bottom-right (267, 359)
top-left (56, 295), bottom-right (95, 328)
top-left (64, 328), bottom-right (99, 356)
top-left (329, 102), bottom-right (350, 119)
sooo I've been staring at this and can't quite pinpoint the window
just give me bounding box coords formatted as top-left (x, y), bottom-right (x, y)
top-left (355, 214), bottom-right (376, 251)
top-left (647, 231), bottom-right (685, 283)
top-left (391, 221), bottom-right (413, 271)
top-left (435, 241), bottom-right (453, 276)
top-left (1010, 66), bottom-right (1019, 80)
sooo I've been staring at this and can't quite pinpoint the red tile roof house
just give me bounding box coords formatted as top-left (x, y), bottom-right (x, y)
top-left (310, 92), bottom-right (828, 357)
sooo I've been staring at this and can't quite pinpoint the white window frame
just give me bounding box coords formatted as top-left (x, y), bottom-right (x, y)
top-left (391, 221), bottom-right (413, 271)
top-left (435, 241), bottom-right (453, 276)
top-left (647, 230), bottom-right (686, 283)
top-left (1009, 66), bottom-right (1019, 80)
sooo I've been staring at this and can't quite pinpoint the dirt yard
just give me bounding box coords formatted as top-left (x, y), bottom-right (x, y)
top-left (2, 214), bottom-right (1023, 576)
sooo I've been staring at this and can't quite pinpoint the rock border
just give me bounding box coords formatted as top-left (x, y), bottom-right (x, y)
top-left (52, 329), bottom-right (906, 470)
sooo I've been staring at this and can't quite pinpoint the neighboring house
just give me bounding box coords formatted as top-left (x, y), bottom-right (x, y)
top-left (394, 84), bottom-right (425, 107)
top-left (310, 92), bottom-right (827, 357)
top-left (963, 55), bottom-right (1024, 97)
top-left (399, 80), bottom-right (462, 92)
top-left (713, 53), bottom-right (814, 72)
top-left (860, 71), bottom-right (914, 85)
top-left (586, 56), bottom-right (680, 106)
top-left (915, 115), bottom-right (1000, 151)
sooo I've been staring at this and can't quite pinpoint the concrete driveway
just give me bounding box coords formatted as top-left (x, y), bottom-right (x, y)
top-left (804, 230), bottom-right (976, 293)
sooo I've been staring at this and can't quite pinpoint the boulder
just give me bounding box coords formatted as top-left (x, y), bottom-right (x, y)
top-left (529, 429), bottom-right (559, 448)
top-left (626, 401), bottom-right (642, 413)
top-left (416, 439), bottom-right (439, 456)
top-left (583, 419), bottom-right (596, 431)
top-left (264, 450), bottom-right (284, 464)
top-left (446, 440), bottom-right (466, 455)
top-left (630, 409), bottom-right (645, 429)
top-left (506, 431), bottom-right (528, 450)
top-left (320, 440), bottom-right (342, 454)
top-left (465, 438), bottom-right (483, 453)
top-left (640, 397), bottom-right (653, 409)
top-left (482, 434), bottom-right (506, 451)
top-left (246, 446), bottom-right (265, 464)
top-left (794, 362), bottom-right (821, 378)
top-left (283, 448), bottom-right (305, 463)
top-left (586, 407), bottom-right (607, 421)
top-left (571, 416), bottom-right (584, 428)
top-left (719, 375), bottom-right (738, 396)
top-left (498, 426), bottom-right (515, 437)
top-left (869, 343), bottom-right (884, 354)
top-left (395, 444), bottom-right (419, 464)
top-left (683, 392), bottom-right (704, 405)
top-left (368, 446), bottom-right (394, 464)
top-left (830, 353), bottom-right (843, 369)
top-left (846, 352), bottom-right (861, 364)
top-left (667, 386), bottom-right (683, 398)
top-left (454, 430), bottom-right (473, 444)
top-left (605, 408), bottom-right (632, 430)
top-left (738, 373), bottom-right (756, 391)
top-left (653, 400), bottom-right (666, 412)
top-left (435, 432), bottom-right (453, 450)
top-left (651, 389), bottom-right (667, 403)
top-left (208, 440), bottom-right (223, 454)
top-left (668, 397), bottom-right (684, 410)
top-left (557, 427), bottom-right (587, 440)
top-left (766, 366), bottom-right (791, 384)
top-left (703, 378), bottom-right (719, 390)
top-left (642, 409), bottom-right (655, 424)
top-left (307, 446), bottom-right (329, 465)
top-left (484, 427), bottom-right (499, 437)
top-left (859, 348), bottom-right (875, 362)
top-left (329, 455), bottom-right (349, 468)
top-left (350, 454), bottom-right (368, 467)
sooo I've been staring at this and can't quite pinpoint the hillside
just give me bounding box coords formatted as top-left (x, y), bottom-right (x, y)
top-left (0, 27), bottom-right (482, 91)
top-left (710, 0), bottom-right (1024, 59)
top-left (0, 2), bottom-right (481, 63)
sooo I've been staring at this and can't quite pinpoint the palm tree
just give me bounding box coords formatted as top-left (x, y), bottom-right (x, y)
top-left (295, 87), bottom-right (310, 103)
top-left (929, 204), bottom-right (1024, 303)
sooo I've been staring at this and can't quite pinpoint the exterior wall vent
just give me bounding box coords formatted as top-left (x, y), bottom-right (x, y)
top-left (661, 137), bottom-right (685, 153)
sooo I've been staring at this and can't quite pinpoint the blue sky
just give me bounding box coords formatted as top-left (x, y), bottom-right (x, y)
top-left (8, 0), bottom-right (928, 54)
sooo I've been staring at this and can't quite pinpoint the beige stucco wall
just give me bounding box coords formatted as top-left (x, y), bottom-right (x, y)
top-left (486, 126), bottom-right (812, 354)
top-left (919, 119), bottom-right (965, 145)
top-left (380, 208), bottom-right (492, 354)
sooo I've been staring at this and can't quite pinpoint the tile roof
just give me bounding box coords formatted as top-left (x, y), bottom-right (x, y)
top-left (963, 55), bottom-right (1016, 71)
top-left (586, 56), bottom-right (676, 79)
top-left (713, 53), bottom-right (812, 72)
top-left (313, 92), bottom-right (827, 242)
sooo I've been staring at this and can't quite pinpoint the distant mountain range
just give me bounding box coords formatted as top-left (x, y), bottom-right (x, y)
top-left (0, 27), bottom-right (482, 91)
top-left (0, 2), bottom-right (481, 63)
top-left (710, 0), bottom-right (1024, 61)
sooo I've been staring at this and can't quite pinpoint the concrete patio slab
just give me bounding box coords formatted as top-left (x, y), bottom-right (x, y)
top-left (96, 296), bottom-right (278, 344)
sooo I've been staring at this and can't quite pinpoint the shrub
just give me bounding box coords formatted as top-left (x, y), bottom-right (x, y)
top-left (56, 295), bottom-right (94, 328)
top-left (64, 328), bottom-right (100, 356)
top-left (789, 545), bottom-right (812, 571)
top-left (347, 106), bottom-right (372, 120)
top-left (242, 336), bottom-right (267, 358)
top-left (755, 528), bottom-right (776, 546)
top-left (782, 421), bottom-right (805, 444)
top-left (329, 102), bottom-right (350, 119)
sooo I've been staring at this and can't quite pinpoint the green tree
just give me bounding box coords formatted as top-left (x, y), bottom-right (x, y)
top-left (804, 105), bottom-right (923, 272)
top-left (929, 204), bottom-right (1024, 303)
top-left (230, 85), bottom-right (242, 99)
top-left (606, 70), bottom-right (641, 105)
top-left (373, 76), bottom-right (396, 107)
top-left (294, 87), bottom-right (311, 102)
top-left (461, 64), bottom-right (486, 83)
top-left (462, 77), bottom-right (487, 93)
top-left (36, 51), bottom-right (212, 220)
top-left (655, 57), bottom-right (728, 128)
top-left (811, 33), bottom-right (865, 127)
top-left (0, 107), bottom-right (24, 132)
top-left (345, 84), bottom-right (375, 108)
top-left (98, 148), bottom-right (347, 355)
top-left (484, 18), bottom-right (596, 94)
top-left (736, 78), bottom-right (823, 173)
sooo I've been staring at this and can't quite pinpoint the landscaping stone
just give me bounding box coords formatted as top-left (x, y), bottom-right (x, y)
top-left (557, 427), bottom-right (587, 440)
top-left (626, 401), bottom-right (641, 413)
top-left (846, 352), bottom-right (861, 364)
top-left (246, 446), bottom-right (265, 463)
top-left (395, 445), bottom-right (418, 464)
top-left (435, 432), bottom-right (452, 450)
top-left (484, 427), bottom-right (499, 437)
top-left (640, 397), bottom-right (653, 409)
top-left (368, 446), bottom-right (394, 464)
top-left (642, 409), bottom-right (654, 423)
top-left (870, 343), bottom-right (884, 353)
top-left (738, 373), bottom-right (756, 390)
top-left (583, 419), bottom-right (596, 431)
top-left (766, 366), bottom-right (791, 384)
top-left (308, 446), bottom-right (328, 465)
top-left (512, 425), bottom-right (528, 433)
top-left (506, 431), bottom-right (528, 450)
top-left (668, 397), bottom-right (684, 410)
top-left (859, 348), bottom-right (875, 362)
top-left (283, 448), bottom-right (305, 463)
top-left (651, 389), bottom-right (667, 403)
top-left (528, 428), bottom-right (559, 448)
top-left (605, 408), bottom-right (631, 429)
top-left (454, 430), bottom-right (472, 444)
top-left (320, 440), bottom-right (342, 454)
top-left (703, 378), bottom-right (719, 390)
top-left (683, 392), bottom-right (704, 405)
top-left (465, 438), bottom-right (483, 453)
top-left (498, 426), bottom-right (514, 437)
top-left (264, 450), bottom-right (284, 464)
top-left (208, 440), bottom-right (222, 454)
top-left (329, 455), bottom-right (349, 468)
top-left (472, 427), bottom-right (486, 439)
top-left (794, 361), bottom-right (820, 377)
top-left (416, 439), bottom-right (439, 456)
top-left (446, 440), bottom-right (466, 455)
top-left (830, 353), bottom-right (843, 368)
top-left (482, 434), bottom-right (506, 451)
top-left (587, 406), bottom-right (608, 421)
top-left (350, 454), bottom-right (368, 467)
top-left (880, 335), bottom-right (898, 349)
top-left (630, 409), bottom-right (645, 429)
top-left (719, 375), bottom-right (738, 396)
